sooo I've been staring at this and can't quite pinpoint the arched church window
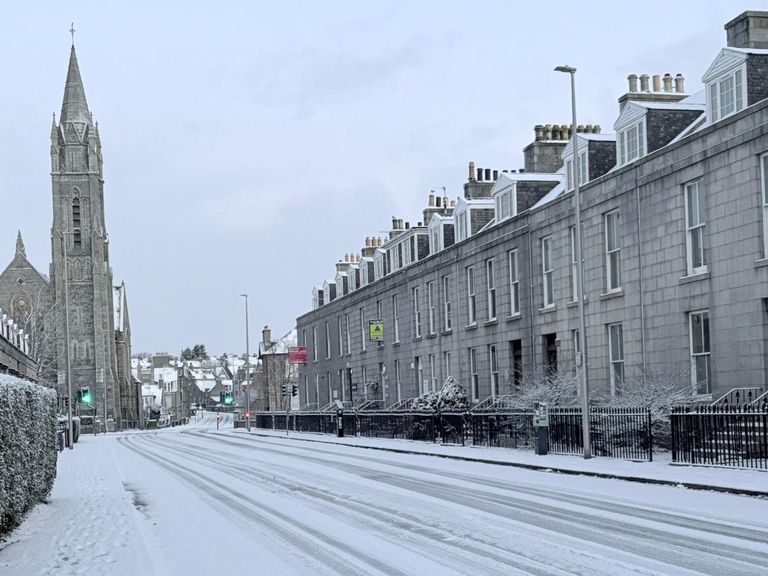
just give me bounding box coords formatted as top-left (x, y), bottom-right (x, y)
top-left (72, 198), bottom-right (81, 248)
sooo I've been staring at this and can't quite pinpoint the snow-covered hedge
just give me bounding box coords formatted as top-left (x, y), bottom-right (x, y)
top-left (0, 374), bottom-right (58, 536)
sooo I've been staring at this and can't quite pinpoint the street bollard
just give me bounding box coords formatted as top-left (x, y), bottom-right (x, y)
top-left (534, 402), bottom-right (549, 455)
top-left (336, 408), bottom-right (344, 437)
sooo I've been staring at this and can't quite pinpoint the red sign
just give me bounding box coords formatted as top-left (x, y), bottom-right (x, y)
top-left (288, 347), bottom-right (308, 364)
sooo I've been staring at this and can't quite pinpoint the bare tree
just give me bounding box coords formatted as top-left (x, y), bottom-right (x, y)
top-left (263, 353), bottom-right (297, 411)
top-left (506, 367), bottom-right (579, 408)
top-left (609, 367), bottom-right (693, 449)
top-left (26, 299), bottom-right (61, 387)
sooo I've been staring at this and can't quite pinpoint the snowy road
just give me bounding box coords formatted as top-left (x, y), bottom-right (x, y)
top-left (2, 413), bottom-right (768, 576)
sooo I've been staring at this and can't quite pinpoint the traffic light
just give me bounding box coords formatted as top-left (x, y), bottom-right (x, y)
top-left (224, 393), bottom-right (233, 406)
top-left (281, 384), bottom-right (288, 397)
top-left (76, 387), bottom-right (92, 404)
top-left (291, 385), bottom-right (298, 397)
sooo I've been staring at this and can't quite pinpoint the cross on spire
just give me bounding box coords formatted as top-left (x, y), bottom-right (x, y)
top-left (69, 22), bottom-right (76, 46)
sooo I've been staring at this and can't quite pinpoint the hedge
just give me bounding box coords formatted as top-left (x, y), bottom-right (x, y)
top-left (0, 374), bottom-right (58, 536)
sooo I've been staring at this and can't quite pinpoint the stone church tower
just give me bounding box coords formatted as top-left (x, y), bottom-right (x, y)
top-left (49, 45), bottom-right (119, 425)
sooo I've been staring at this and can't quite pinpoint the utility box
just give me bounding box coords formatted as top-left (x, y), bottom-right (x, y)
top-left (533, 402), bottom-right (549, 455)
top-left (336, 408), bottom-right (344, 437)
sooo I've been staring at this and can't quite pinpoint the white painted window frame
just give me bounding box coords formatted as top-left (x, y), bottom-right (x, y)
top-left (541, 236), bottom-right (554, 308)
top-left (467, 266), bottom-right (477, 325)
top-left (689, 310), bottom-right (711, 395)
top-left (486, 258), bottom-right (497, 321)
top-left (509, 249), bottom-right (520, 315)
top-left (708, 64), bottom-right (746, 124)
top-left (685, 181), bottom-right (707, 275)
top-left (607, 322), bottom-right (624, 395)
top-left (605, 210), bottom-right (622, 292)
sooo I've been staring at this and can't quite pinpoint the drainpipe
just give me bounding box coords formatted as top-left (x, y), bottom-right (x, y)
top-left (635, 171), bottom-right (647, 384)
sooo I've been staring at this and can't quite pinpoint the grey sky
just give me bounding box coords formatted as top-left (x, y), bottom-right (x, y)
top-left (0, 1), bottom-right (757, 355)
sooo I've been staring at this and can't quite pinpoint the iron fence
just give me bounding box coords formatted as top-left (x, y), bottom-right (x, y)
top-left (671, 403), bottom-right (768, 468)
top-left (243, 406), bottom-right (652, 460)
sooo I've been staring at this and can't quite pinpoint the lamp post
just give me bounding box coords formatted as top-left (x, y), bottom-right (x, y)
top-left (554, 64), bottom-right (591, 458)
top-left (55, 230), bottom-right (74, 449)
top-left (240, 293), bottom-right (251, 431)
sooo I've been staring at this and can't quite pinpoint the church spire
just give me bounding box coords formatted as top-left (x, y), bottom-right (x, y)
top-left (60, 44), bottom-right (90, 125)
top-left (16, 231), bottom-right (26, 258)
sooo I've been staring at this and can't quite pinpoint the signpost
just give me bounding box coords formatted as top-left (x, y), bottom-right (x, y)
top-left (288, 347), bottom-right (308, 364)
top-left (368, 320), bottom-right (384, 342)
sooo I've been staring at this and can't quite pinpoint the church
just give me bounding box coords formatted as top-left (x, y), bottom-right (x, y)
top-left (0, 42), bottom-right (139, 429)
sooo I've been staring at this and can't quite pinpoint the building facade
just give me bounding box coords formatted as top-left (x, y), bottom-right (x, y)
top-left (296, 11), bottom-right (768, 408)
top-left (0, 44), bottom-right (137, 427)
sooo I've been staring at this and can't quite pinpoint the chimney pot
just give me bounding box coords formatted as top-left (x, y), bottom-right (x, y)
top-left (405, 221), bottom-right (410, 230)
top-left (663, 73), bottom-right (673, 92)
top-left (640, 74), bottom-right (649, 92)
top-left (652, 74), bottom-right (661, 92)
top-left (468, 161), bottom-right (476, 182)
top-left (443, 196), bottom-right (449, 211)
top-left (675, 73), bottom-right (685, 93)
top-left (428, 193), bottom-right (435, 207)
top-left (450, 200), bottom-right (456, 208)
top-left (594, 124), bottom-right (601, 133)
top-left (534, 124), bottom-right (544, 141)
top-left (628, 74), bottom-right (638, 92)
top-left (484, 168), bottom-right (491, 181)
top-left (365, 236), bottom-right (371, 247)
top-left (544, 124), bottom-right (553, 140)
top-left (492, 170), bottom-right (498, 180)
top-left (435, 196), bottom-right (441, 207)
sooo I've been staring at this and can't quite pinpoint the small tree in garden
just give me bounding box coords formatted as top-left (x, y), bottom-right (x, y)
top-left (610, 367), bottom-right (693, 450)
top-left (411, 376), bottom-right (469, 412)
top-left (507, 368), bottom-right (579, 408)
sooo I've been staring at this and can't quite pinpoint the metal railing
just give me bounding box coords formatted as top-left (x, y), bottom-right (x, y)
top-left (244, 406), bottom-right (653, 460)
top-left (671, 402), bottom-right (768, 468)
top-left (711, 387), bottom-right (763, 407)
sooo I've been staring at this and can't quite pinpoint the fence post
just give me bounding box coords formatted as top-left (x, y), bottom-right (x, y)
top-left (647, 408), bottom-right (653, 462)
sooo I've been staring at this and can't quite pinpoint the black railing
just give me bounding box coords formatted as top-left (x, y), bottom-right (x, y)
top-left (243, 407), bottom-right (652, 460)
top-left (671, 403), bottom-right (768, 468)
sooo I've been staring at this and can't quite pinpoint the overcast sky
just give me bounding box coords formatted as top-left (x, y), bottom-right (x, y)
top-left (0, 1), bottom-right (757, 356)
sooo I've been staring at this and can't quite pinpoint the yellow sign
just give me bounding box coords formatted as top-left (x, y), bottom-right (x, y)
top-left (369, 320), bottom-right (384, 342)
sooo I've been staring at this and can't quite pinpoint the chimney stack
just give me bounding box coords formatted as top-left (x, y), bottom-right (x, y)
top-left (675, 73), bottom-right (685, 93)
top-left (725, 11), bottom-right (768, 50)
top-left (262, 325), bottom-right (271, 346)
top-left (663, 73), bottom-right (673, 92)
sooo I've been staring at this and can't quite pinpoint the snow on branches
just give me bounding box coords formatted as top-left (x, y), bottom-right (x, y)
top-left (411, 376), bottom-right (469, 412)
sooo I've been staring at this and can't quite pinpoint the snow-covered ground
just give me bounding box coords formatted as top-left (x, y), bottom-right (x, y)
top-left (1, 412), bottom-right (767, 576)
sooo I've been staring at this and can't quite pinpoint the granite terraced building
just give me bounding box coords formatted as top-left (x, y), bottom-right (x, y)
top-left (296, 11), bottom-right (768, 409)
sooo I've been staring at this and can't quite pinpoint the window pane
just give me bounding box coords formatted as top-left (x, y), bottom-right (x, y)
top-left (735, 69), bottom-right (743, 111)
top-left (691, 313), bottom-right (704, 353)
top-left (709, 84), bottom-right (719, 122)
top-left (695, 356), bottom-right (710, 394)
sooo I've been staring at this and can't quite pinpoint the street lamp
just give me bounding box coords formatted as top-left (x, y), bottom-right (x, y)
top-left (54, 230), bottom-right (74, 449)
top-left (240, 293), bottom-right (251, 431)
top-left (555, 64), bottom-right (591, 459)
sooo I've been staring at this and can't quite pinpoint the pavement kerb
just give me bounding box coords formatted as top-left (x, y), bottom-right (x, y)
top-left (233, 429), bottom-right (768, 499)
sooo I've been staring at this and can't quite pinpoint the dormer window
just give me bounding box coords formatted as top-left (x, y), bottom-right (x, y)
top-left (708, 67), bottom-right (744, 123)
top-left (565, 152), bottom-right (588, 190)
top-left (618, 120), bottom-right (645, 167)
top-left (494, 188), bottom-right (516, 222)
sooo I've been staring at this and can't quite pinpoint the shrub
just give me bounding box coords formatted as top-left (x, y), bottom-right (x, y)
top-left (0, 374), bottom-right (58, 536)
top-left (411, 377), bottom-right (470, 412)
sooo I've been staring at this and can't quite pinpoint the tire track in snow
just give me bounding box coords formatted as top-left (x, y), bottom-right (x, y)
top-left (117, 435), bottom-right (413, 576)
top-left (184, 430), bottom-right (768, 576)
top-left (141, 433), bottom-right (581, 576)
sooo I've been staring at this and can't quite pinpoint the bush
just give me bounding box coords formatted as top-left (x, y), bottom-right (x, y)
top-left (0, 374), bottom-right (58, 536)
top-left (411, 377), bottom-right (469, 412)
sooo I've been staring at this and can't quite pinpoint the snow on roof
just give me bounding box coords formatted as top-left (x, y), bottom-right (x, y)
top-left (631, 100), bottom-right (705, 112)
top-left (153, 366), bottom-right (178, 384)
top-left (530, 181), bottom-right (566, 210)
top-left (262, 328), bottom-right (298, 355)
top-left (194, 379), bottom-right (217, 393)
top-left (141, 384), bottom-right (162, 406)
top-left (576, 132), bottom-right (616, 141)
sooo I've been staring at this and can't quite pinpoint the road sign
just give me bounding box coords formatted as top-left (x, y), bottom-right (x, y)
top-left (369, 320), bottom-right (384, 342)
top-left (288, 347), bottom-right (308, 364)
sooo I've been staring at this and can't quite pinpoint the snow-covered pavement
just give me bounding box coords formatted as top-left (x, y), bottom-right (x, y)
top-left (2, 413), bottom-right (767, 576)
